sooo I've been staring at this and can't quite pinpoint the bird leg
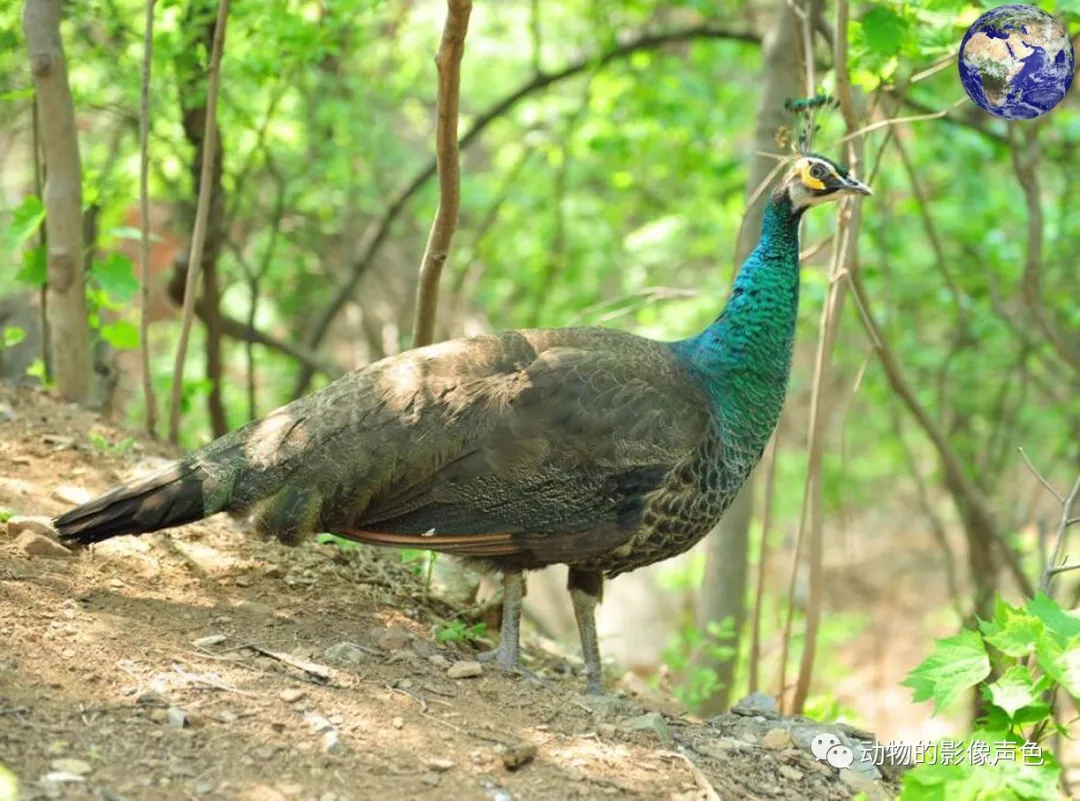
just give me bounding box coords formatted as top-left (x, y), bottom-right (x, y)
top-left (568, 568), bottom-right (605, 695)
top-left (477, 570), bottom-right (525, 671)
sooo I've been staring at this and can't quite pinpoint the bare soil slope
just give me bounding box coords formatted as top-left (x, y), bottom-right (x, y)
top-left (0, 386), bottom-right (901, 801)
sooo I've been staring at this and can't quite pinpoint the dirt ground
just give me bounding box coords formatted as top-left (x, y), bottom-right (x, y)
top-left (0, 385), bottom-right (904, 801)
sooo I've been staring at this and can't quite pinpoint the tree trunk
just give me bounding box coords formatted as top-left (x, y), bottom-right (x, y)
top-left (694, 2), bottom-right (802, 717)
top-left (22, 0), bottom-right (91, 404)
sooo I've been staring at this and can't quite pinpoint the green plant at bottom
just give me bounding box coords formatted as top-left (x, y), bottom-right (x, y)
top-left (899, 592), bottom-right (1078, 800)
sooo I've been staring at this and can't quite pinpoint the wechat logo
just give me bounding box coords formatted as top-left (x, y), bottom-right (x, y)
top-left (811, 733), bottom-right (854, 769)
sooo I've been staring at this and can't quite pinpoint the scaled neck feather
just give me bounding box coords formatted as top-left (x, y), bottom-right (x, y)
top-left (671, 189), bottom-right (804, 454)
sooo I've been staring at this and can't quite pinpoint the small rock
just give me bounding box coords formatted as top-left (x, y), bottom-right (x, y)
top-left (597, 723), bottom-right (616, 739)
top-left (429, 654), bottom-right (450, 668)
top-left (622, 712), bottom-right (672, 745)
top-left (52, 485), bottom-right (91, 505)
top-left (500, 743), bottom-right (538, 771)
top-left (322, 730), bottom-right (347, 755)
top-left (279, 782), bottom-right (305, 796)
top-left (193, 634), bottom-right (228, 648)
top-left (234, 575), bottom-right (253, 587)
top-left (6, 515), bottom-right (56, 539)
top-left (149, 709), bottom-right (169, 724)
top-left (0, 402), bottom-right (13, 421)
top-left (194, 777), bottom-right (216, 796)
top-left (279, 688), bottom-right (306, 703)
top-left (447, 660), bottom-right (483, 679)
top-left (778, 764), bottom-right (803, 782)
top-left (41, 771), bottom-right (85, 784)
top-left (391, 716), bottom-right (405, 729)
top-left (324, 642), bottom-right (368, 666)
top-left (421, 772), bottom-right (441, 787)
top-left (762, 728), bottom-right (794, 750)
top-left (166, 706), bottom-right (186, 728)
top-left (732, 691), bottom-right (779, 717)
top-left (377, 626), bottom-right (411, 650)
top-left (424, 757), bottom-right (455, 772)
top-left (15, 531), bottom-right (71, 558)
top-left (49, 759), bottom-right (91, 776)
top-left (42, 434), bottom-right (75, 449)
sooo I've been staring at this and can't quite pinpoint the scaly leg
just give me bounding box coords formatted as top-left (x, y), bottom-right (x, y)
top-left (568, 568), bottom-right (605, 695)
top-left (477, 570), bottom-right (525, 670)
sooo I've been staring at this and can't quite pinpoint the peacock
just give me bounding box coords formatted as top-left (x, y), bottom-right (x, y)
top-left (54, 139), bottom-right (869, 695)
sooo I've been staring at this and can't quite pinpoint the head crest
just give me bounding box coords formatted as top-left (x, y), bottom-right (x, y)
top-left (780, 94), bottom-right (838, 154)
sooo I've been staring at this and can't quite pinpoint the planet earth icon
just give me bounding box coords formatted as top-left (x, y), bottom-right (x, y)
top-left (958, 4), bottom-right (1075, 120)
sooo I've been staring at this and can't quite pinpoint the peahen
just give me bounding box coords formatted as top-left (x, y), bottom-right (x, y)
top-left (53, 153), bottom-right (869, 695)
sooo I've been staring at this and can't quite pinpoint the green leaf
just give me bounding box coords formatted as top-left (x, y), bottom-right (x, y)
top-left (100, 320), bottom-right (139, 350)
top-left (1035, 634), bottom-right (1080, 699)
top-left (861, 6), bottom-right (911, 54)
top-left (14, 246), bottom-right (47, 286)
top-left (902, 629), bottom-right (991, 715)
top-left (1, 327), bottom-right (26, 349)
top-left (92, 253), bottom-right (139, 304)
top-left (0, 762), bottom-right (19, 801)
top-left (0, 87), bottom-right (34, 103)
top-left (1027, 593), bottom-right (1080, 641)
top-left (4, 195), bottom-right (45, 250)
top-left (986, 666), bottom-right (1041, 719)
top-left (981, 598), bottom-right (1043, 657)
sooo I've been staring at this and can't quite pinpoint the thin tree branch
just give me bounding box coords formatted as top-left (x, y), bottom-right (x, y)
top-left (411, 0), bottom-right (472, 348)
top-left (1010, 127), bottom-right (1080, 374)
top-left (1020, 454), bottom-right (1080, 596)
top-left (138, 0), bottom-right (158, 437)
top-left (748, 429), bottom-right (780, 694)
top-left (292, 23), bottom-right (762, 396)
top-left (169, 0), bottom-right (229, 444)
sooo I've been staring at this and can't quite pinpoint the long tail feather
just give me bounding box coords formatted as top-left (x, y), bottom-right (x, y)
top-left (53, 461), bottom-right (209, 547)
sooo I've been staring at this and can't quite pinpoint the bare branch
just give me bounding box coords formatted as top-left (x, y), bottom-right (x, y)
top-left (1010, 127), bottom-right (1080, 374)
top-left (169, 0), bottom-right (230, 444)
top-left (412, 0), bottom-right (472, 348)
top-left (1040, 471), bottom-right (1080, 596)
top-left (1019, 447), bottom-right (1065, 505)
top-left (138, 0), bottom-right (158, 437)
top-left (293, 23), bottom-right (762, 396)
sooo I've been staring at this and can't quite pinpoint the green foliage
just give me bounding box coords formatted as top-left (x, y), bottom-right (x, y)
top-left (0, 763), bottom-right (18, 801)
top-left (902, 629), bottom-right (991, 715)
top-left (434, 619), bottom-right (487, 644)
top-left (662, 616), bottom-right (737, 708)
top-left (88, 433), bottom-right (135, 455)
top-left (900, 594), bottom-right (1079, 798)
top-left (2, 195), bottom-right (44, 254)
top-left (1, 326), bottom-right (25, 349)
top-left (314, 533), bottom-right (359, 551)
top-left (0, 508), bottom-right (13, 524)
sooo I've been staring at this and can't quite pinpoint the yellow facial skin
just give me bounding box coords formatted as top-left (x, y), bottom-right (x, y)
top-left (794, 157), bottom-right (839, 192)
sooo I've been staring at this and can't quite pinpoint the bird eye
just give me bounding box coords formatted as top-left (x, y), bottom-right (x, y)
top-left (809, 163), bottom-right (828, 181)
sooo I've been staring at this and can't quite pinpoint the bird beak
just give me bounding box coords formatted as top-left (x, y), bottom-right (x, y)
top-left (842, 176), bottom-right (872, 196)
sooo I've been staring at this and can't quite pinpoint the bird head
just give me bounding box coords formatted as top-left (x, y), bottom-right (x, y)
top-left (781, 153), bottom-right (871, 210)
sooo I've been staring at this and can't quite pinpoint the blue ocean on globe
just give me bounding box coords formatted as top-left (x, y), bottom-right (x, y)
top-left (958, 4), bottom-right (1075, 120)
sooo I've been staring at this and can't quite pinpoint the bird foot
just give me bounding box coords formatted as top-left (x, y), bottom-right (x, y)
top-left (476, 646), bottom-right (540, 683)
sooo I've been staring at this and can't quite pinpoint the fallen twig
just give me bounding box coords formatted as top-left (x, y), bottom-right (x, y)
top-left (247, 645), bottom-right (332, 682)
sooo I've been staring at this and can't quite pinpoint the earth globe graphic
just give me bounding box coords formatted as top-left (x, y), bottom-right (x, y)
top-left (958, 4), bottom-right (1075, 120)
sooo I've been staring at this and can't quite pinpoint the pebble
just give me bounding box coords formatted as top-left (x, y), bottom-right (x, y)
top-left (424, 757), bottom-right (455, 772)
top-left (421, 772), bottom-right (442, 787)
top-left (762, 728), bottom-right (794, 749)
top-left (500, 743), bottom-right (538, 771)
top-left (193, 634), bottom-right (228, 648)
top-left (5, 515), bottom-right (56, 539)
top-left (167, 706), bottom-right (186, 727)
top-left (324, 642), bottom-right (368, 666)
top-left (447, 660), bottom-right (483, 679)
top-left (597, 723), bottom-right (616, 739)
top-left (778, 764), bottom-right (804, 782)
top-left (279, 688), bottom-right (307, 703)
top-left (51, 485), bottom-right (91, 505)
top-left (234, 575), bottom-right (253, 587)
top-left (15, 531), bottom-right (72, 558)
top-left (429, 654), bottom-right (450, 668)
top-left (49, 759), bottom-right (91, 776)
top-left (391, 716), bottom-right (405, 729)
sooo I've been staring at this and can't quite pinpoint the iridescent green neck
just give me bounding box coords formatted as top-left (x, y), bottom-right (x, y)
top-left (671, 191), bottom-right (803, 451)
